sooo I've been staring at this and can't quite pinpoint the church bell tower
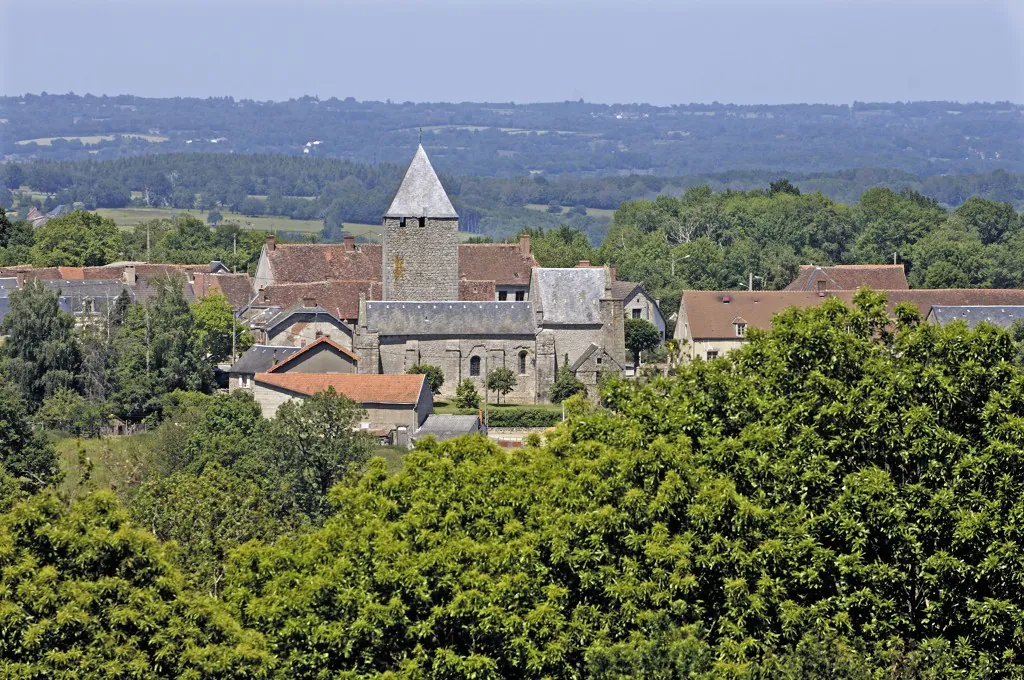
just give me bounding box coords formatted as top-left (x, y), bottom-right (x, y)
top-left (381, 145), bottom-right (460, 301)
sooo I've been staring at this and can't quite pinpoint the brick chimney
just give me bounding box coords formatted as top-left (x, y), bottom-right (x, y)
top-left (577, 260), bottom-right (591, 268)
top-left (343, 235), bottom-right (355, 252)
top-left (302, 296), bottom-right (316, 308)
top-left (519, 233), bottom-right (531, 256)
top-left (609, 266), bottom-right (617, 281)
top-left (123, 264), bottom-right (137, 286)
top-left (265, 235), bottom-right (276, 252)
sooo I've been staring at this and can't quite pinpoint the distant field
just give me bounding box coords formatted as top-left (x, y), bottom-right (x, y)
top-left (95, 207), bottom-right (382, 240)
top-left (16, 133), bottom-right (168, 146)
top-left (526, 203), bottom-right (615, 219)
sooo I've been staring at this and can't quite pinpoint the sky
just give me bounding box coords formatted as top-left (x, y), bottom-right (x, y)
top-left (2, 0), bottom-right (1022, 105)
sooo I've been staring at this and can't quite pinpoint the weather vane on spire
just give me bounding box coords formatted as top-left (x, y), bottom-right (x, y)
top-left (418, 127), bottom-right (423, 144)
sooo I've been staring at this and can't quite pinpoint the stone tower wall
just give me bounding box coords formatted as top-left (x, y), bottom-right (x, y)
top-left (382, 217), bottom-right (459, 301)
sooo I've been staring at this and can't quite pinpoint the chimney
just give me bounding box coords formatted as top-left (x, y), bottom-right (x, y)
top-left (609, 266), bottom-right (617, 281)
top-left (577, 260), bottom-right (591, 268)
top-left (265, 235), bottom-right (276, 252)
top-left (343, 235), bottom-right (355, 252)
top-left (519, 233), bottom-right (531, 256)
top-left (302, 296), bottom-right (316, 308)
top-left (123, 264), bottom-right (137, 286)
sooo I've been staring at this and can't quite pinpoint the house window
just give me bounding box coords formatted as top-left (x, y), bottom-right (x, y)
top-left (242, 374), bottom-right (252, 388)
top-left (596, 357), bottom-right (602, 365)
top-left (498, 291), bottom-right (508, 301)
top-left (706, 351), bottom-right (719, 361)
top-left (400, 217), bottom-right (407, 227)
top-left (631, 308), bottom-right (642, 319)
top-left (515, 291), bottom-right (525, 301)
top-left (470, 356), bottom-right (481, 377)
top-left (418, 217), bottom-right (426, 228)
top-left (518, 351), bottom-right (528, 375)
top-left (735, 323), bottom-right (747, 337)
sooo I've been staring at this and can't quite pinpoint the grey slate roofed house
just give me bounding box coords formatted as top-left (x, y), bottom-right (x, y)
top-left (384, 144), bottom-right (459, 219)
top-left (42, 280), bottom-right (136, 317)
top-left (413, 414), bottom-right (486, 442)
top-left (228, 344), bottom-right (301, 391)
top-left (365, 301), bottom-right (537, 336)
top-left (926, 306), bottom-right (1024, 329)
top-left (531, 268), bottom-right (606, 325)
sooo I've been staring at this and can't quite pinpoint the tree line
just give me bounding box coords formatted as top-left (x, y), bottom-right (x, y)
top-left (3, 292), bottom-right (1024, 675)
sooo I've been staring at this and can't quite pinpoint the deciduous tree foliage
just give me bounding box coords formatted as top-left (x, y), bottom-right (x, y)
top-left (29, 210), bottom-right (123, 267)
top-left (407, 364), bottom-right (445, 396)
top-left (224, 292), bottom-right (1024, 677)
top-left (0, 492), bottom-right (275, 678)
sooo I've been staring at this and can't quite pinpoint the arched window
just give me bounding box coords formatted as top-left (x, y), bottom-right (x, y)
top-left (470, 356), bottom-right (481, 377)
top-left (518, 351), bottom-right (528, 375)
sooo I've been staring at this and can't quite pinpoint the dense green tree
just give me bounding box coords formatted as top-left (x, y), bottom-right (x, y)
top-left (486, 366), bottom-right (517, 404)
top-left (952, 196), bottom-right (1021, 245)
top-left (521, 225), bottom-right (594, 268)
top-left (908, 225), bottom-right (991, 288)
top-left (153, 214), bottom-right (218, 263)
top-left (407, 364), bottom-right (445, 396)
top-left (849, 188), bottom-right (945, 264)
top-left (624, 317), bottom-right (661, 363)
top-left (29, 210), bottom-right (123, 267)
top-left (267, 388), bottom-right (372, 522)
top-left (549, 361), bottom-right (586, 403)
top-left (194, 294), bottom-right (253, 363)
top-left (454, 378), bottom-right (481, 409)
top-left (34, 386), bottom-right (104, 436)
top-left (0, 491), bottom-right (275, 677)
top-left (0, 279), bottom-right (80, 406)
top-left (0, 378), bottom-right (61, 493)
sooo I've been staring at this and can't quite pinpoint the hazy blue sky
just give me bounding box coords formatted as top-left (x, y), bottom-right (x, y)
top-left (2, 0), bottom-right (1022, 105)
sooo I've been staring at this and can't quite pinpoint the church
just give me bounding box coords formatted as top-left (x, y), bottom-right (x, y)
top-left (250, 145), bottom-right (627, 404)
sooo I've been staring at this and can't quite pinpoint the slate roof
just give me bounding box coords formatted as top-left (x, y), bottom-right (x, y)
top-left (254, 372), bottom-right (427, 405)
top-left (366, 301), bottom-right (536, 336)
top-left (229, 345), bottom-right (301, 375)
top-left (0, 277), bottom-right (17, 290)
top-left (266, 336), bottom-right (359, 371)
top-left (531, 268), bottom-right (606, 325)
top-left (927, 306), bottom-right (1024, 328)
top-left (264, 304), bottom-right (352, 337)
top-left (784, 264), bottom-right (909, 292)
top-left (384, 145), bottom-right (458, 219)
top-left (41, 280), bottom-right (136, 314)
top-left (414, 414), bottom-right (483, 440)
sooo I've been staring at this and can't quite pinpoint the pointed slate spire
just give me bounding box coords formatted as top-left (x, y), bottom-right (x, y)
top-left (384, 144), bottom-right (458, 219)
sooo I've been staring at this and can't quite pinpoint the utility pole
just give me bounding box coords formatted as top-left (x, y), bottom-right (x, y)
top-left (893, 252), bottom-right (897, 265)
top-left (748, 272), bottom-right (753, 291)
top-left (146, 223), bottom-right (151, 263)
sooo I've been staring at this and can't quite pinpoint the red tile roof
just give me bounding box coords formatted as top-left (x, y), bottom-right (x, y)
top-left (192, 272), bottom-right (254, 310)
top-left (266, 244), bottom-right (383, 284)
top-left (458, 244), bottom-right (537, 287)
top-left (784, 264), bottom-right (909, 291)
top-left (267, 336), bottom-right (359, 372)
top-left (259, 280), bottom-right (382, 321)
top-left (254, 372), bottom-right (427, 404)
top-left (680, 288), bottom-right (1024, 339)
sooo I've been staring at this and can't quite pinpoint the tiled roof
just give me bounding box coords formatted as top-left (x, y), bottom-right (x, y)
top-left (265, 244), bottom-right (382, 284)
top-left (458, 279), bottom-right (496, 301)
top-left (532, 268), bottom-right (606, 325)
top-left (679, 288), bottom-right (1024, 339)
top-left (193, 272), bottom-right (254, 310)
top-left (366, 301), bottom-right (536, 336)
top-left (384, 145), bottom-right (458, 219)
top-left (609, 280), bottom-right (642, 302)
top-left (784, 264), bottom-right (909, 291)
top-left (229, 345), bottom-right (301, 375)
top-left (458, 244), bottom-right (537, 287)
top-left (259, 280), bottom-right (381, 321)
top-left (254, 372), bottom-right (427, 405)
top-left (266, 336), bottom-right (359, 371)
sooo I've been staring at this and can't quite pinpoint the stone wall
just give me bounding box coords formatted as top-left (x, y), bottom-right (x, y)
top-left (382, 217), bottom-right (459, 301)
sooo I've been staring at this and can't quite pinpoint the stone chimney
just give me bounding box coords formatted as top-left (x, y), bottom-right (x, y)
top-left (609, 266), bottom-right (617, 281)
top-left (265, 235), bottom-right (276, 252)
top-left (123, 264), bottom-right (137, 286)
top-left (519, 233), bottom-right (531, 256)
top-left (302, 296), bottom-right (316, 308)
top-left (577, 260), bottom-right (591, 268)
top-left (343, 235), bottom-right (355, 252)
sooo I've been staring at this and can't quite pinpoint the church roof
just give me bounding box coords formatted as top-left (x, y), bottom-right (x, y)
top-left (366, 301), bottom-right (536, 336)
top-left (384, 145), bottom-right (458, 219)
top-left (531, 268), bottom-right (606, 325)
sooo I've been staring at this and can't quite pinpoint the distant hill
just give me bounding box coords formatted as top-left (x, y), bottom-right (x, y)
top-left (2, 94), bottom-right (1022, 177)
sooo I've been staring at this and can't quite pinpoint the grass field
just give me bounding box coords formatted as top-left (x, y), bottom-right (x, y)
top-left (525, 203), bottom-right (615, 219)
top-left (16, 133), bottom-right (168, 146)
top-left (95, 207), bottom-right (382, 240)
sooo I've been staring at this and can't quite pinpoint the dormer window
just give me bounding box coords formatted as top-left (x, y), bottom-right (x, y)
top-left (735, 322), bottom-right (747, 337)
